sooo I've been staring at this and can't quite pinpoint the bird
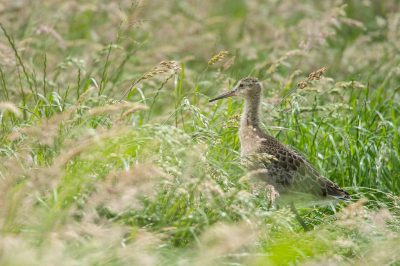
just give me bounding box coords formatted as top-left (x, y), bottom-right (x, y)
top-left (209, 77), bottom-right (350, 231)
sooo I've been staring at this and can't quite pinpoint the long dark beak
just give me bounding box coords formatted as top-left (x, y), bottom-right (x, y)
top-left (209, 89), bottom-right (236, 102)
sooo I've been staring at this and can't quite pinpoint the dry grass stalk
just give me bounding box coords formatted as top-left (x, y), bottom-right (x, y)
top-left (370, 209), bottom-right (393, 230)
top-left (34, 25), bottom-right (66, 50)
top-left (7, 87), bottom-right (97, 143)
top-left (87, 102), bottom-right (147, 116)
top-left (238, 169), bottom-right (268, 183)
top-left (75, 87), bottom-right (97, 107)
top-left (142, 61), bottom-right (182, 79)
top-left (114, 104), bottom-right (149, 123)
top-left (298, 5), bottom-right (348, 51)
top-left (54, 127), bottom-right (130, 168)
top-left (197, 221), bottom-right (257, 265)
top-left (0, 42), bottom-right (26, 69)
top-left (250, 182), bottom-right (279, 205)
top-left (119, 60), bottom-right (182, 101)
top-left (223, 56), bottom-right (235, 70)
top-left (266, 50), bottom-right (305, 75)
top-left (335, 81), bottom-right (366, 89)
top-left (340, 17), bottom-right (366, 31)
top-left (215, 73), bottom-right (227, 83)
top-left (208, 51), bottom-right (229, 65)
top-left (89, 164), bottom-right (172, 212)
top-left (336, 198), bottom-right (368, 220)
top-left (200, 181), bottom-right (224, 199)
top-left (0, 102), bottom-right (21, 116)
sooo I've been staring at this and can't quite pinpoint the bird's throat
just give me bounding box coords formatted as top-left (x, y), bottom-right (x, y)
top-left (241, 96), bottom-right (261, 128)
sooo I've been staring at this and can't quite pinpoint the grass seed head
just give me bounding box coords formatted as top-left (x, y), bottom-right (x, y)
top-left (87, 102), bottom-right (147, 116)
top-left (208, 51), bottom-right (229, 65)
top-left (34, 25), bottom-right (66, 50)
top-left (296, 68), bottom-right (326, 90)
top-left (308, 67), bottom-right (327, 81)
top-left (223, 55), bottom-right (235, 70)
top-left (0, 102), bottom-right (21, 116)
top-left (143, 61), bottom-right (182, 79)
top-left (297, 81), bottom-right (309, 89)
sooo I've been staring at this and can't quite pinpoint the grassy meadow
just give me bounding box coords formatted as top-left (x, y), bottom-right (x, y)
top-left (1, 0), bottom-right (400, 265)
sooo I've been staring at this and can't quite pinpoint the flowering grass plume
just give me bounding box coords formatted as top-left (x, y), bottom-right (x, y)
top-left (143, 61), bottom-right (182, 79)
top-left (208, 51), bottom-right (229, 65)
top-left (0, 102), bottom-right (21, 116)
top-left (87, 102), bottom-right (147, 116)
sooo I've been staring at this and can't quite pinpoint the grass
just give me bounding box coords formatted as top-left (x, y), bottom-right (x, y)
top-left (0, 0), bottom-right (400, 265)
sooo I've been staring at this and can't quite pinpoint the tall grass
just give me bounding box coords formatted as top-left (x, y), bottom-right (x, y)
top-left (0, 0), bottom-right (400, 265)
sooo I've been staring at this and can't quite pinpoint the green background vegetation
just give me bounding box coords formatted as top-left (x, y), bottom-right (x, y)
top-left (0, 0), bottom-right (399, 265)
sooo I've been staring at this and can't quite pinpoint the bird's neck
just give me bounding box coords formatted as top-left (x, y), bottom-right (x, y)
top-left (241, 96), bottom-right (261, 128)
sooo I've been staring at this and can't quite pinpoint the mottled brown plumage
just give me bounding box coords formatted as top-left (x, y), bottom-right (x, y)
top-left (210, 77), bottom-right (350, 204)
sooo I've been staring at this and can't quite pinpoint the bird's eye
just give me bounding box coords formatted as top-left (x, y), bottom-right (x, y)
top-left (239, 84), bottom-right (244, 88)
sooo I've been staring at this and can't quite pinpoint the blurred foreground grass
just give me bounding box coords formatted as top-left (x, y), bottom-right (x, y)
top-left (1, 0), bottom-right (400, 265)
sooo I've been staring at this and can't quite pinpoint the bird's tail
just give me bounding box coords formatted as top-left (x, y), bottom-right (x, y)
top-left (326, 182), bottom-right (351, 201)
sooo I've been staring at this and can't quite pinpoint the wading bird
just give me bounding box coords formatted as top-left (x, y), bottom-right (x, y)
top-left (209, 77), bottom-right (350, 231)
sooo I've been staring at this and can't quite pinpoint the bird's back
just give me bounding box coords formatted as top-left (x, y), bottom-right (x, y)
top-left (241, 126), bottom-right (350, 202)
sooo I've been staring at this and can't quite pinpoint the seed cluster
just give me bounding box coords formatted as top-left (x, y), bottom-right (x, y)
top-left (208, 51), bottom-right (229, 65)
top-left (297, 81), bottom-right (308, 89)
top-left (222, 114), bottom-right (241, 130)
top-left (242, 153), bottom-right (278, 169)
top-left (308, 67), bottom-right (326, 81)
top-left (228, 114), bottom-right (241, 123)
top-left (297, 67), bottom-right (327, 89)
top-left (143, 61), bottom-right (182, 79)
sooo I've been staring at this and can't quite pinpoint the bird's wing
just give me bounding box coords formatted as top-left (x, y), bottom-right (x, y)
top-left (290, 149), bottom-right (350, 200)
top-left (247, 139), bottom-right (350, 201)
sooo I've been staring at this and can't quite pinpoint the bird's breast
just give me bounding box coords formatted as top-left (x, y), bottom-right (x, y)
top-left (239, 126), bottom-right (265, 157)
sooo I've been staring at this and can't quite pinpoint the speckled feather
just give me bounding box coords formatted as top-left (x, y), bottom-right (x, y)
top-left (248, 127), bottom-right (350, 201)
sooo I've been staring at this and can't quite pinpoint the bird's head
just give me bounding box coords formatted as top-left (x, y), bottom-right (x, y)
top-left (209, 77), bottom-right (262, 103)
